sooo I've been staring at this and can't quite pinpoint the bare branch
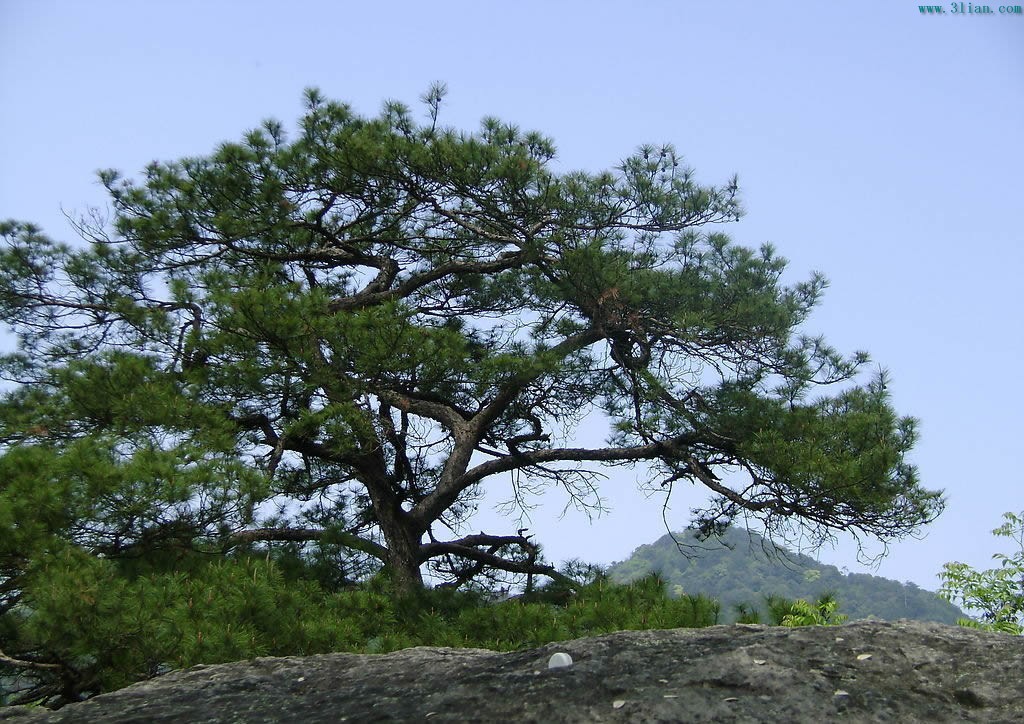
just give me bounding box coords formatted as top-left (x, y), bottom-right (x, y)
top-left (421, 533), bottom-right (576, 589)
top-left (376, 389), bottom-right (471, 432)
top-left (0, 647), bottom-right (62, 672)
top-left (457, 432), bottom-right (704, 489)
top-left (328, 251), bottom-right (530, 312)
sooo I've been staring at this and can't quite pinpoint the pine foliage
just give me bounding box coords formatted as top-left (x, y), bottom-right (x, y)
top-left (1, 562), bottom-right (714, 705)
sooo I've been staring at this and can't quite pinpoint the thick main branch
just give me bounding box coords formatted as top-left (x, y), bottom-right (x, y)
top-left (408, 327), bottom-right (603, 527)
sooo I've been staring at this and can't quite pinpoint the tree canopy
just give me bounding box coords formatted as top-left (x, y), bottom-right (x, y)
top-left (0, 85), bottom-right (943, 687)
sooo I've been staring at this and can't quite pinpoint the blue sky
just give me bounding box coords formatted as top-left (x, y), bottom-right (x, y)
top-left (1, 0), bottom-right (1022, 592)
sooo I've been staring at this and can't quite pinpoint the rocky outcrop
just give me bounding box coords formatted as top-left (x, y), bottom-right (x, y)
top-left (3, 620), bottom-right (1022, 722)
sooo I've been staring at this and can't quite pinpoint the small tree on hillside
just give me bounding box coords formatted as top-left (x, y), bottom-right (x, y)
top-left (0, 86), bottom-right (943, 693)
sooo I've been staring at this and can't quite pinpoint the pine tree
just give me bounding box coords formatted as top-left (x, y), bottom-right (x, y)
top-left (1, 85), bottom-right (943, 702)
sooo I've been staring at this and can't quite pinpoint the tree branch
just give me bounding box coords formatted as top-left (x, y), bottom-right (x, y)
top-left (328, 251), bottom-right (529, 312)
top-left (420, 534), bottom-right (576, 588)
top-left (231, 527), bottom-right (388, 561)
top-left (685, 454), bottom-right (770, 513)
top-left (408, 326), bottom-right (603, 527)
top-left (375, 389), bottom-right (471, 432)
top-left (0, 647), bottom-right (62, 672)
top-left (455, 432), bottom-right (704, 489)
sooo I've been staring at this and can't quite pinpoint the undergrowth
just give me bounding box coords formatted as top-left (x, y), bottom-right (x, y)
top-left (4, 552), bottom-right (848, 706)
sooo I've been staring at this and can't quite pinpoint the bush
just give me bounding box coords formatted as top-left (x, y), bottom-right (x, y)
top-left (780, 592), bottom-right (848, 627)
top-left (939, 511), bottom-right (1024, 635)
top-left (2, 558), bottom-right (724, 706)
top-left (731, 592), bottom-right (848, 626)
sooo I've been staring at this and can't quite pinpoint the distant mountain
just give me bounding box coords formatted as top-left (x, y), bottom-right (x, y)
top-left (606, 529), bottom-right (965, 624)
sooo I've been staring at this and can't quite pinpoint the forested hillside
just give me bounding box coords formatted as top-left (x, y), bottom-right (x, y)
top-left (607, 530), bottom-right (964, 624)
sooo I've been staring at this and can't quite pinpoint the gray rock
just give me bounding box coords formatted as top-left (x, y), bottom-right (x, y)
top-left (3, 620), bottom-right (1022, 722)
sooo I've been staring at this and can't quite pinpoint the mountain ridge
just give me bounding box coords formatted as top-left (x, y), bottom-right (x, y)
top-left (606, 528), bottom-right (965, 624)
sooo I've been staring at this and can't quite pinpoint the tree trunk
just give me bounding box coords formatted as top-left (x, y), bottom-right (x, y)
top-left (351, 453), bottom-right (427, 595)
top-left (381, 527), bottom-right (424, 595)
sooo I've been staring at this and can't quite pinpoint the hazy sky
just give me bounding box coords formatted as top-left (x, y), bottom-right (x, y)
top-left (2, 0), bottom-right (1022, 592)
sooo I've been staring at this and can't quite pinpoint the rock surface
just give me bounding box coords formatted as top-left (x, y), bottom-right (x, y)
top-left (3, 620), bottom-right (1023, 722)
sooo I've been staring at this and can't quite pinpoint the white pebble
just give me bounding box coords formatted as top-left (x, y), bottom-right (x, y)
top-left (547, 652), bottom-right (573, 669)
